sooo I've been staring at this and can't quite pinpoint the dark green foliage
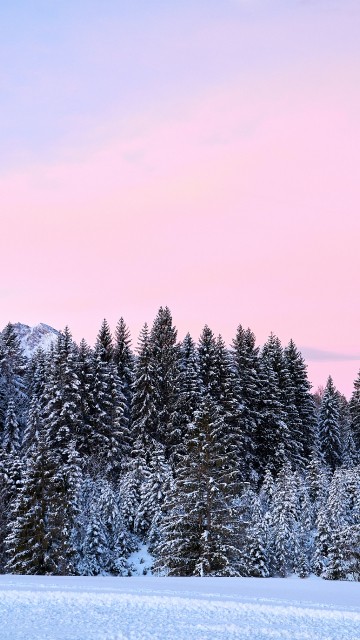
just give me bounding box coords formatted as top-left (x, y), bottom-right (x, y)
top-left (0, 312), bottom-right (359, 580)
top-left (318, 377), bottom-right (342, 470)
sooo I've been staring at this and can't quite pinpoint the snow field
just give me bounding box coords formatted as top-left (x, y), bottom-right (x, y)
top-left (1, 575), bottom-right (360, 640)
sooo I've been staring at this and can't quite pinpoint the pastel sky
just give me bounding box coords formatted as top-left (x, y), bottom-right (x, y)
top-left (1, 0), bottom-right (360, 396)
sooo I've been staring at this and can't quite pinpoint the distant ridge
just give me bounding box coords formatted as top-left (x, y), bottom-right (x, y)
top-left (4, 322), bottom-right (59, 357)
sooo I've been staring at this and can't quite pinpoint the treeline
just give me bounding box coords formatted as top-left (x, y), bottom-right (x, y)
top-left (0, 307), bottom-right (359, 579)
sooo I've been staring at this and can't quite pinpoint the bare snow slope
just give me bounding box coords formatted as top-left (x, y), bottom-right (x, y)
top-left (1, 575), bottom-right (360, 640)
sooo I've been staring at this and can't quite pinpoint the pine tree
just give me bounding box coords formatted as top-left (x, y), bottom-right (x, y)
top-left (318, 376), bottom-right (342, 470)
top-left (197, 325), bottom-right (218, 400)
top-left (284, 340), bottom-right (317, 463)
top-left (5, 430), bottom-right (82, 576)
top-left (42, 328), bottom-right (82, 459)
top-left (113, 318), bottom-right (134, 429)
top-left (169, 333), bottom-right (200, 465)
top-left (231, 325), bottom-right (261, 483)
top-left (245, 493), bottom-right (270, 577)
top-left (91, 322), bottom-right (128, 477)
top-left (75, 339), bottom-right (96, 463)
top-left (350, 369), bottom-right (360, 452)
top-left (257, 335), bottom-right (290, 475)
top-left (131, 324), bottom-right (158, 455)
top-left (155, 396), bottom-right (241, 576)
top-left (0, 323), bottom-right (28, 436)
top-left (2, 399), bottom-right (21, 455)
top-left (270, 463), bottom-right (299, 577)
top-left (149, 307), bottom-right (179, 449)
top-left (135, 442), bottom-right (171, 550)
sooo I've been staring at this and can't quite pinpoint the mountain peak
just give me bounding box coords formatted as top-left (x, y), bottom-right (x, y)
top-left (3, 322), bottom-right (59, 357)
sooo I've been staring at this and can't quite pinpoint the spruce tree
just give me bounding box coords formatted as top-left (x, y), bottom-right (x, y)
top-left (284, 340), bottom-right (317, 463)
top-left (149, 307), bottom-right (179, 449)
top-left (113, 318), bottom-right (134, 429)
top-left (2, 399), bottom-right (21, 455)
top-left (231, 325), bottom-right (261, 482)
top-left (169, 333), bottom-right (200, 465)
top-left (92, 322), bottom-right (128, 477)
top-left (350, 369), bottom-right (360, 452)
top-left (155, 396), bottom-right (241, 576)
top-left (257, 335), bottom-right (290, 474)
top-left (318, 376), bottom-right (342, 470)
top-left (0, 323), bottom-right (28, 436)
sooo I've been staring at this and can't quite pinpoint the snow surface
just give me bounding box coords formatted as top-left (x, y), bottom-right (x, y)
top-left (126, 543), bottom-right (154, 576)
top-left (1, 575), bottom-right (360, 640)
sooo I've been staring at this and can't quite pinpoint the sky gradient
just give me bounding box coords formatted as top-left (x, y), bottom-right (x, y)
top-left (1, 1), bottom-right (360, 396)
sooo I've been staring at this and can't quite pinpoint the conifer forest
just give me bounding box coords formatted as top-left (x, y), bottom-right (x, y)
top-left (1, 307), bottom-right (359, 580)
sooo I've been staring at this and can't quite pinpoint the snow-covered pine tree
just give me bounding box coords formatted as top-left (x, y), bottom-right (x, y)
top-left (169, 333), bottom-right (201, 466)
top-left (131, 323), bottom-right (158, 455)
top-left (284, 340), bottom-right (317, 463)
top-left (338, 393), bottom-right (357, 467)
top-left (5, 432), bottom-right (50, 574)
top-left (113, 318), bottom-right (134, 431)
top-left (244, 492), bottom-right (270, 577)
top-left (318, 376), bottom-right (342, 470)
top-left (0, 323), bottom-right (28, 438)
top-left (135, 441), bottom-right (171, 551)
top-left (350, 369), bottom-right (360, 453)
top-left (0, 447), bottom-right (23, 570)
top-left (154, 395), bottom-right (241, 576)
top-left (98, 480), bottom-right (135, 574)
top-left (214, 334), bottom-right (245, 479)
top-left (22, 348), bottom-right (48, 452)
top-left (323, 469), bottom-right (360, 581)
top-left (257, 336), bottom-right (290, 475)
top-left (5, 421), bottom-right (82, 576)
top-left (231, 325), bottom-right (261, 483)
top-left (149, 307), bottom-right (179, 450)
top-left (74, 339), bottom-right (96, 464)
top-left (262, 334), bottom-right (304, 469)
top-left (2, 399), bottom-right (21, 455)
top-left (197, 325), bottom-right (218, 400)
top-left (42, 328), bottom-right (82, 458)
top-left (269, 463), bottom-right (299, 577)
top-left (91, 321), bottom-right (129, 478)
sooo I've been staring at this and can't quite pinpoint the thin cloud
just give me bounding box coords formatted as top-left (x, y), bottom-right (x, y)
top-left (300, 347), bottom-right (360, 362)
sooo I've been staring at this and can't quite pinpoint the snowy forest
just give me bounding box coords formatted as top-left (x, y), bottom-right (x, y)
top-left (0, 307), bottom-right (359, 580)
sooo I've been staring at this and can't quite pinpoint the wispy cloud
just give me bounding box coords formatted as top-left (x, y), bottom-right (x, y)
top-left (300, 347), bottom-right (360, 362)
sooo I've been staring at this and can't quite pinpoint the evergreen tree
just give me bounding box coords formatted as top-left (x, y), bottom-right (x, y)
top-left (5, 432), bottom-right (81, 575)
top-left (169, 333), bottom-right (200, 464)
top-left (318, 376), bottom-right (342, 470)
top-left (257, 335), bottom-right (290, 474)
top-left (231, 325), bottom-right (261, 483)
top-left (149, 307), bottom-right (179, 449)
top-left (197, 325), bottom-right (218, 400)
top-left (350, 369), bottom-right (360, 452)
top-left (135, 442), bottom-right (171, 550)
top-left (113, 318), bottom-right (134, 429)
top-left (131, 324), bottom-right (158, 455)
top-left (155, 396), bottom-right (241, 576)
top-left (42, 328), bottom-right (82, 460)
top-left (91, 322), bottom-right (128, 477)
top-left (245, 493), bottom-right (270, 577)
top-left (270, 464), bottom-right (299, 577)
top-left (0, 323), bottom-right (28, 436)
top-left (284, 340), bottom-right (317, 463)
top-left (2, 399), bottom-right (21, 455)
top-left (75, 339), bottom-right (96, 463)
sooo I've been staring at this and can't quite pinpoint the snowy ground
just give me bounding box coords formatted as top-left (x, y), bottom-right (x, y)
top-left (0, 575), bottom-right (360, 640)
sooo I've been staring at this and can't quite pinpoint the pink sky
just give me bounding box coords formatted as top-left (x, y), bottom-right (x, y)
top-left (1, 1), bottom-right (359, 396)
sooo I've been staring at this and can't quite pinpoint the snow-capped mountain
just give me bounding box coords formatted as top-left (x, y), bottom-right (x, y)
top-left (6, 322), bottom-right (60, 358)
